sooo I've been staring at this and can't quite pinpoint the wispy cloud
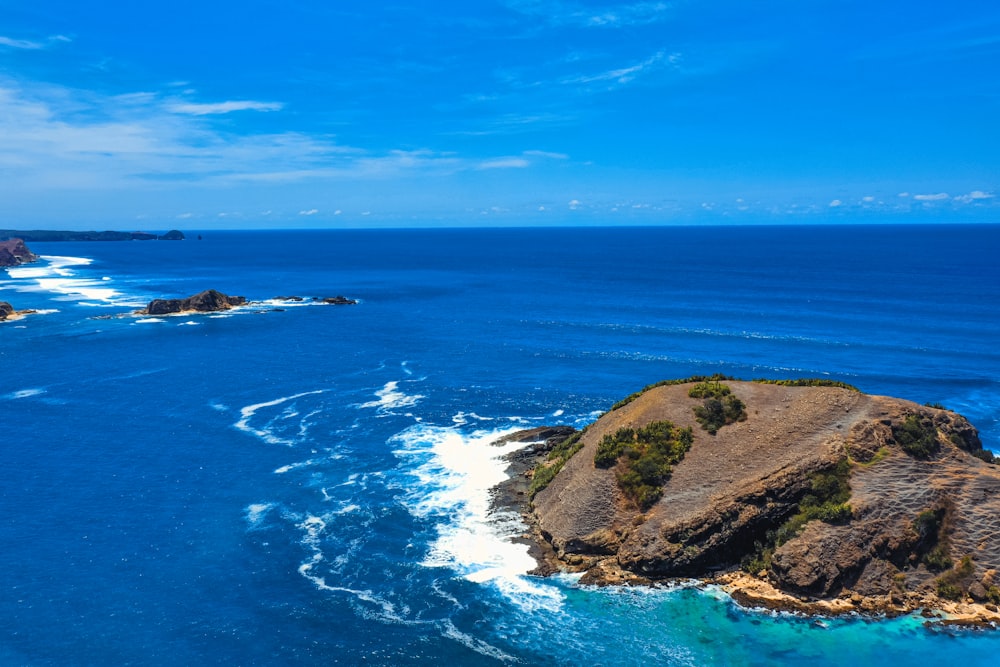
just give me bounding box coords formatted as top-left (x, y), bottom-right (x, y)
top-left (828, 199), bottom-right (843, 207)
top-left (299, 209), bottom-right (319, 216)
top-left (0, 34), bottom-right (70, 50)
top-left (506, 1), bottom-right (672, 28)
top-left (0, 80), bottom-right (544, 193)
top-left (954, 190), bottom-right (995, 204)
top-left (913, 192), bottom-right (950, 201)
top-left (166, 100), bottom-right (284, 115)
top-left (563, 51), bottom-right (677, 87)
top-left (476, 157), bottom-right (530, 169)
top-left (523, 150), bottom-right (569, 159)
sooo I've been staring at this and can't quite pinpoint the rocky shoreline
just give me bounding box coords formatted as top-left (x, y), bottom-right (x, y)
top-left (0, 301), bottom-right (38, 323)
top-left (490, 380), bottom-right (1000, 629)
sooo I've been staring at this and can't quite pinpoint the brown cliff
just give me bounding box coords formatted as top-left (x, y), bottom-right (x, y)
top-left (0, 238), bottom-right (38, 267)
top-left (513, 380), bottom-right (1000, 621)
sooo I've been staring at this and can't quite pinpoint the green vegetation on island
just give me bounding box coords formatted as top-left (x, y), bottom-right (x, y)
top-left (594, 421), bottom-right (693, 510)
top-left (743, 458), bottom-right (852, 573)
top-left (528, 429), bottom-right (585, 499)
top-left (893, 414), bottom-right (941, 458)
top-left (688, 380), bottom-right (747, 434)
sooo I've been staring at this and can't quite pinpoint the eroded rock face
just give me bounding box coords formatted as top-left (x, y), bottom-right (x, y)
top-left (0, 239), bottom-right (38, 267)
top-left (143, 289), bottom-right (247, 315)
top-left (525, 381), bottom-right (1000, 611)
top-left (0, 302), bottom-right (14, 320)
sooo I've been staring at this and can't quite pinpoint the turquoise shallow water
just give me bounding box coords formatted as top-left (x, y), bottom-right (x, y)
top-left (1, 225), bottom-right (999, 665)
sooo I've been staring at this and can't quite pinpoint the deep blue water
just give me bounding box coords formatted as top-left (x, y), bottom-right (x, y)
top-left (2, 224), bottom-right (999, 666)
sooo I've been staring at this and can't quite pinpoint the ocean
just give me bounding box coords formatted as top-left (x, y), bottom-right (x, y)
top-left (1, 224), bottom-right (999, 666)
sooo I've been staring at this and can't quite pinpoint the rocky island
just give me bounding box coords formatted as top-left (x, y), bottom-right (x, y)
top-left (497, 377), bottom-right (1000, 624)
top-left (132, 290), bottom-right (358, 316)
top-left (138, 289), bottom-right (248, 315)
top-left (0, 301), bottom-right (37, 322)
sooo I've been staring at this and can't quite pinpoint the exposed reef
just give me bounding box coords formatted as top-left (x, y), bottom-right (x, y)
top-left (496, 378), bottom-right (1000, 625)
top-left (0, 238), bottom-right (38, 267)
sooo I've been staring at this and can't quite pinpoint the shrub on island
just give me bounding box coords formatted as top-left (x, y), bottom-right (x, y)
top-left (594, 421), bottom-right (693, 510)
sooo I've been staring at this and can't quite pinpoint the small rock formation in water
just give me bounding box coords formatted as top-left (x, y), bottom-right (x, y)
top-left (139, 289), bottom-right (247, 315)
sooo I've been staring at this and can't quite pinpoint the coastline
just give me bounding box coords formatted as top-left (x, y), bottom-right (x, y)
top-left (492, 428), bottom-right (1000, 630)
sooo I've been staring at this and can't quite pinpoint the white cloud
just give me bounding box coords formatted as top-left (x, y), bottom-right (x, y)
top-left (177, 212), bottom-right (193, 219)
top-left (913, 192), bottom-right (950, 201)
top-left (0, 34), bottom-right (69, 50)
top-left (523, 150), bottom-right (569, 159)
top-left (0, 80), bottom-right (547, 196)
top-left (568, 199), bottom-right (582, 209)
top-left (299, 209), bottom-right (319, 216)
top-left (828, 199), bottom-right (843, 207)
top-left (476, 157), bottom-right (530, 169)
top-left (954, 190), bottom-right (995, 204)
top-left (565, 51), bottom-right (674, 86)
top-left (861, 195), bottom-right (875, 202)
top-left (897, 192), bottom-right (910, 198)
top-left (507, 1), bottom-right (671, 29)
top-left (167, 100), bottom-right (284, 115)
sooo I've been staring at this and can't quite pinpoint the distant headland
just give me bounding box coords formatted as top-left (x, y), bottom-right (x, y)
top-left (0, 238), bottom-right (39, 267)
top-left (495, 377), bottom-right (1000, 626)
top-left (0, 229), bottom-right (185, 242)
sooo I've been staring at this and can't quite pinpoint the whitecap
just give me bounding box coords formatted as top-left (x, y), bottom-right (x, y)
top-left (3, 388), bottom-right (45, 400)
top-left (133, 318), bottom-right (165, 324)
top-left (391, 423), bottom-right (566, 612)
top-left (244, 502), bottom-right (275, 528)
top-left (552, 409), bottom-right (565, 417)
top-left (234, 389), bottom-right (326, 446)
top-left (357, 380), bottom-right (425, 414)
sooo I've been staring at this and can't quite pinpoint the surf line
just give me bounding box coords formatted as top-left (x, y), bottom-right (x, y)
top-left (235, 389), bottom-right (327, 446)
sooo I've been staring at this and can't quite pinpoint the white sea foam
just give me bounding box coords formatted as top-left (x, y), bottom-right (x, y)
top-left (440, 619), bottom-right (518, 663)
top-left (357, 380), bottom-right (425, 414)
top-left (3, 388), bottom-right (45, 400)
top-left (134, 318), bottom-right (165, 324)
top-left (234, 389), bottom-right (327, 446)
top-left (552, 409), bottom-right (565, 417)
top-left (392, 423), bottom-right (565, 612)
top-left (2, 255), bottom-right (149, 307)
top-left (451, 411), bottom-right (494, 425)
top-left (244, 502), bottom-right (276, 528)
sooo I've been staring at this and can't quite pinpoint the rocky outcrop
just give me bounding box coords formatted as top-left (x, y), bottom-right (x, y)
top-left (508, 380), bottom-right (1000, 619)
top-left (319, 296), bottom-right (358, 305)
top-left (140, 289), bottom-right (247, 315)
top-left (0, 301), bottom-right (37, 322)
top-left (0, 238), bottom-right (38, 267)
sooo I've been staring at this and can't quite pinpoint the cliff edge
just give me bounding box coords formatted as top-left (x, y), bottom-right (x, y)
top-left (515, 379), bottom-right (1000, 622)
top-left (0, 238), bottom-right (38, 267)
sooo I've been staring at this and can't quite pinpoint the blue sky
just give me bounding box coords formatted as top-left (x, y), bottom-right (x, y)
top-left (1, 0), bottom-right (998, 228)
